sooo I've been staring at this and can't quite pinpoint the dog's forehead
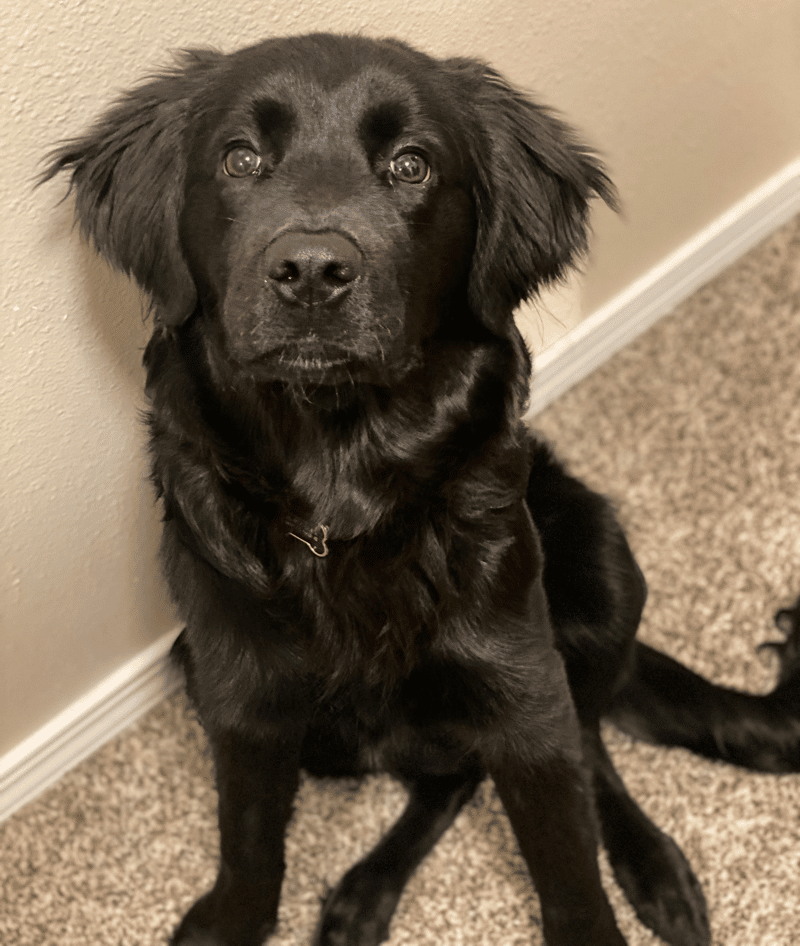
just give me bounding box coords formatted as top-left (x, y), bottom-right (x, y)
top-left (218, 61), bottom-right (435, 138)
top-left (202, 36), bottom-right (460, 140)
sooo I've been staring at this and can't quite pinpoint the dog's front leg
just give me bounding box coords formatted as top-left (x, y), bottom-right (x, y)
top-left (479, 616), bottom-right (625, 946)
top-left (171, 725), bottom-right (303, 946)
top-left (491, 752), bottom-right (625, 946)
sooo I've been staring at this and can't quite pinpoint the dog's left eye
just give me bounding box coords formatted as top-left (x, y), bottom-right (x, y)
top-left (223, 146), bottom-right (262, 177)
top-left (389, 151), bottom-right (430, 184)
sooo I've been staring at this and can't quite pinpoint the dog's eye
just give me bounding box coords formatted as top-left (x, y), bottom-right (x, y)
top-left (389, 151), bottom-right (430, 185)
top-left (223, 146), bottom-right (262, 177)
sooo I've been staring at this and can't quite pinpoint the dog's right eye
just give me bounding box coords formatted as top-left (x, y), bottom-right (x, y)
top-left (223, 146), bottom-right (262, 177)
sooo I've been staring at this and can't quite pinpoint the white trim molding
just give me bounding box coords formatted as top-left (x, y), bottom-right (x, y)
top-left (2, 158), bottom-right (800, 824)
top-left (528, 158), bottom-right (800, 415)
top-left (0, 628), bottom-right (182, 822)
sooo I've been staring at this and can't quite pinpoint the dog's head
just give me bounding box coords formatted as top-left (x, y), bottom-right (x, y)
top-left (44, 34), bottom-right (614, 385)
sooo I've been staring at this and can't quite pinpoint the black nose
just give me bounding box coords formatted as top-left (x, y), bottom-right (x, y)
top-left (265, 231), bottom-right (363, 307)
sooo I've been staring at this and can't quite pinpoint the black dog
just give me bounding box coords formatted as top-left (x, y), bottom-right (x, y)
top-left (44, 33), bottom-right (800, 946)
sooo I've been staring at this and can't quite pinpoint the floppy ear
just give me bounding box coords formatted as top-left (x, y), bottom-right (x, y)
top-left (41, 50), bottom-right (222, 326)
top-left (445, 60), bottom-right (617, 329)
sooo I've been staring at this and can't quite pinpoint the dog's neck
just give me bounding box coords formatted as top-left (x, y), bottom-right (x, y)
top-left (147, 327), bottom-right (525, 551)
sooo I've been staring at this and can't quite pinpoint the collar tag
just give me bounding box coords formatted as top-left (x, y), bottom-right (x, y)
top-left (288, 523), bottom-right (329, 557)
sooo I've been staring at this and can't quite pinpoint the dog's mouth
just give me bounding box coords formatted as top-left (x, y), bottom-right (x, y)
top-left (244, 343), bottom-right (368, 383)
top-left (278, 347), bottom-right (351, 373)
top-left (237, 335), bottom-right (421, 388)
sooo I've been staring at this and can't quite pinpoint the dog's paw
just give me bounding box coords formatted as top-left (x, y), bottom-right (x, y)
top-left (607, 826), bottom-right (710, 946)
top-left (312, 869), bottom-right (400, 946)
top-left (171, 930), bottom-right (226, 946)
top-left (170, 891), bottom-right (275, 946)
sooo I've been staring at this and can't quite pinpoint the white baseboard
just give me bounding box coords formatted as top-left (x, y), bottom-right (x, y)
top-left (0, 627), bottom-right (182, 822)
top-left (528, 157), bottom-right (800, 415)
top-left (3, 158), bottom-right (800, 825)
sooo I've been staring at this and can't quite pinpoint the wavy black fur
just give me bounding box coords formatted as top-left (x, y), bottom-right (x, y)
top-left (43, 33), bottom-right (798, 946)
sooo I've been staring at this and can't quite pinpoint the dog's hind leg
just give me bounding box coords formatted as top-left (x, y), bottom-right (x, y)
top-left (313, 768), bottom-right (482, 946)
top-left (607, 600), bottom-right (800, 773)
top-left (584, 726), bottom-right (710, 946)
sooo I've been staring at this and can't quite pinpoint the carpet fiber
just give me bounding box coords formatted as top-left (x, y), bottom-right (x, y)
top-left (2, 216), bottom-right (800, 946)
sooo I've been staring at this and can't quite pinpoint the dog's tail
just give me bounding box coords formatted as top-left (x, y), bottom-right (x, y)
top-left (608, 598), bottom-right (800, 774)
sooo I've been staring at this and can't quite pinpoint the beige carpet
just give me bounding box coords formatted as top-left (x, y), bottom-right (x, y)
top-left (2, 216), bottom-right (800, 946)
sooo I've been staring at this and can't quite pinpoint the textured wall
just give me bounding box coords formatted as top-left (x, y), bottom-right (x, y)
top-left (3, 0), bottom-right (800, 754)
